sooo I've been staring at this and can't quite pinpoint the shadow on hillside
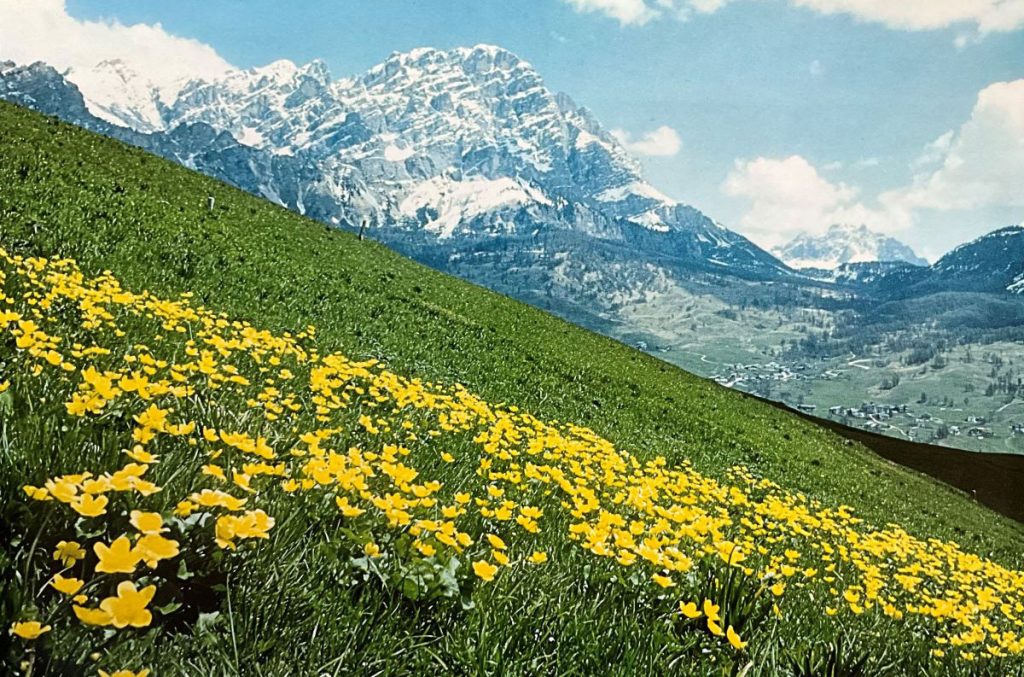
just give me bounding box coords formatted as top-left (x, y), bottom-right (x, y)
top-left (749, 394), bottom-right (1024, 524)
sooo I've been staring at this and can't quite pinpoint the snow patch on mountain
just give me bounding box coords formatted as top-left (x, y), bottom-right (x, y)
top-left (399, 176), bottom-right (551, 238)
top-left (596, 181), bottom-right (672, 204)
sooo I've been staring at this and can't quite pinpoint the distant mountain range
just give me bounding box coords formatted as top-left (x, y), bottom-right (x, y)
top-left (1, 49), bottom-right (1021, 318)
top-left (773, 224), bottom-right (928, 270)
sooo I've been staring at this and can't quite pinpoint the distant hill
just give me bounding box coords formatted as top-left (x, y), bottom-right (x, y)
top-left (866, 225), bottom-right (1024, 298)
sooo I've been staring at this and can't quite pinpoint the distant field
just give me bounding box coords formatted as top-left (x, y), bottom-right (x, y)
top-left (600, 284), bottom-right (1024, 455)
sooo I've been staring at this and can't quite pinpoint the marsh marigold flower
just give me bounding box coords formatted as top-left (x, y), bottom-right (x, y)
top-left (99, 581), bottom-right (157, 628)
top-left (10, 620), bottom-right (51, 640)
top-left (472, 560), bottom-right (498, 582)
top-left (726, 626), bottom-right (748, 650)
top-left (53, 540), bottom-right (86, 567)
top-left (51, 574), bottom-right (84, 596)
top-left (94, 536), bottom-right (141, 574)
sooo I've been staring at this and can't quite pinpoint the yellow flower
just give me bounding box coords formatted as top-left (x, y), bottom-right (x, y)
top-left (99, 581), bottom-right (157, 628)
top-left (129, 510), bottom-right (166, 534)
top-left (99, 670), bottom-right (151, 677)
top-left (364, 542), bottom-right (381, 558)
top-left (707, 617), bottom-right (725, 637)
top-left (10, 620), bottom-right (51, 640)
top-left (486, 534), bottom-right (507, 550)
top-left (415, 541), bottom-right (436, 557)
top-left (472, 560), bottom-right (498, 582)
top-left (527, 551), bottom-right (548, 564)
top-left (726, 625), bottom-right (748, 650)
top-left (702, 599), bottom-right (721, 622)
top-left (73, 605), bottom-right (113, 626)
top-left (770, 582), bottom-right (786, 597)
top-left (71, 493), bottom-right (108, 517)
top-left (335, 496), bottom-right (365, 517)
top-left (202, 464), bottom-right (226, 482)
top-left (94, 536), bottom-right (141, 574)
top-left (136, 534), bottom-right (180, 568)
top-left (679, 601), bottom-right (702, 619)
top-left (53, 540), bottom-right (86, 567)
top-left (51, 574), bottom-right (84, 596)
top-left (190, 489), bottom-right (246, 511)
top-left (23, 485), bottom-right (51, 501)
top-left (492, 549), bottom-right (510, 566)
top-left (124, 445), bottom-right (157, 464)
top-left (652, 573), bottom-right (675, 588)
top-left (174, 500), bottom-right (197, 517)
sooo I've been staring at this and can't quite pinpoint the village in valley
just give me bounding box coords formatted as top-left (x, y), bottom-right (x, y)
top-left (705, 352), bottom-right (1024, 453)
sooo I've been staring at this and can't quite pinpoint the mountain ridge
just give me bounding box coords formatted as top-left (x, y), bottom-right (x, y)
top-left (0, 47), bottom-right (794, 327)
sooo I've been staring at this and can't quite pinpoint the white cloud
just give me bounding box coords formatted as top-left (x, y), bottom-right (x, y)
top-left (809, 59), bottom-right (825, 77)
top-left (562, 0), bottom-right (661, 25)
top-left (721, 155), bottom-right (909, 248)
top-left (611, 125), bottom-right (682, 156)
top-left (0, 0), bottom-right (232, 93)
top-left (723, 79), bottom-right (1024, 250)
top-left (790, 0), bottom-right (1024, 34)
top-left (562, 0), bottom-right (1024, 35)
top-left (883, 79), bottom-right (1024, 212)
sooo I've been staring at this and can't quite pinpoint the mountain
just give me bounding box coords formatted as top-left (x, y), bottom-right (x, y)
top-left (0, 48), bottom-right (794, 329)
top-left (907, 225), bottom-right (1024, 296)
top-left (773, 224), bottom-right (928, 270)
top-left (69, 46), bottom-right (787, 276)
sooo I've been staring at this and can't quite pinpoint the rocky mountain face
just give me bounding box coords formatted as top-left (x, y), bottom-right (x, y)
top-left (773, 224), bottom-right (928, 270)
top-left (1, 47), bottom-right (796, 326)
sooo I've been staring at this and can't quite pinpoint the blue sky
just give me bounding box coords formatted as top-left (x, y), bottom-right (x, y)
top-left (11, 1), bottom-right (1024, 258)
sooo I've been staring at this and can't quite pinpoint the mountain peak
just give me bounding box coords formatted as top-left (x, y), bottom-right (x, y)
top-left (366, 44), bottom-right (531, 88)
top-left (773, 224), bottom-right (927, 270)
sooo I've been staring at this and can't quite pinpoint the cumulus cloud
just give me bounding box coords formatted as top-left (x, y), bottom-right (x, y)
top-left (790, 0), bottom-right (1024, 35)
top-left (723, 79), bottom-right (1024, 249)
top-left (562, 0), bottom-right (661, 25)
top-left (0, 0), bottom-right (232, 92)
top-left (721, 155), bottom-right (908, 248)
top-left (611, 125), bottom-right (683, 157)
top-left (562, 0), bottom-right (1024, 34)
top-left (883, 79), bottom-right (1024, 212)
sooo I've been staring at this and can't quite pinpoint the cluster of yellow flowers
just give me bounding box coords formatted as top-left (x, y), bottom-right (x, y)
top-left (4, 248), bottom-right (1024, 668)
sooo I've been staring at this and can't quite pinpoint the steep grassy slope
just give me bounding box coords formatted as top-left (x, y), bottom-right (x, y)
top-left (1, 101), bottom-right (1023, 675)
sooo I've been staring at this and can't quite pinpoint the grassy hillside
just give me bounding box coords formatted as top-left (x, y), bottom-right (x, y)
top-left (1, 100), bottom-right (1023, 675)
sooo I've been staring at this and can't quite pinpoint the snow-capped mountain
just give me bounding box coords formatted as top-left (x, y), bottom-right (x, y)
top-left (45, 45), bottom-right (785, 279)
top-left (773, 224), bottom-right (928, 270)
